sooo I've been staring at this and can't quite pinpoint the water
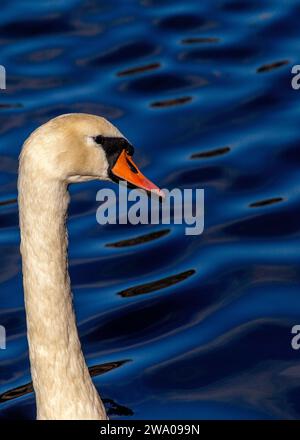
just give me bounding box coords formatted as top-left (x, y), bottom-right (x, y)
top-left (0, 0), bottom-right (300, 420)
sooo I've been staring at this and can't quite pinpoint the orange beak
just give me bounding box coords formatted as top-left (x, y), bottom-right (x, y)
top-left (111, 150), bottom-right (164, 197)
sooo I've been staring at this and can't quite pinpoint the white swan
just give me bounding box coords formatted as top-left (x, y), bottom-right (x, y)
top-left (18, 113), bottom-right (162, 420)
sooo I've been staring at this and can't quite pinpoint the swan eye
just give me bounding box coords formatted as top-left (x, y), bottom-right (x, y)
top-left (93, 135), bottom-right (104, 145)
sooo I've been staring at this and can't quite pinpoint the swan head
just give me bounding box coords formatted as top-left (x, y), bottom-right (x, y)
top-left (21, 113), bottom-right (162, 196)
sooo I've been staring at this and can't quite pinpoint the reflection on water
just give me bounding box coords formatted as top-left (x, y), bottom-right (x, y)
top-left (150, 96), bottom-right (192, 108)
top-left (256, 60), bottom-right (289, 73)
top-left (106, 229), bottom-right (170, 248)
top-left (117, 62), bottom-right (161, 77)
top-left (181, 37), bottom-right (220, 44)
top-left (0, 0), bottom-right (300, 420)
top-left (0, 360), bottom-right (133, 417)
top-left (0, 198), bottom-right (17, 207)
top-left (118, 269), bottom-right (195, 298)
top-left (249, 197), bottom-right (284, 208)
top-left (190, 146), bottom-right (231, 159)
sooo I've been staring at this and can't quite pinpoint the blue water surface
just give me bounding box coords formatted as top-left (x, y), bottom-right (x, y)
top-left (0, 0), bottom-right (300, 420)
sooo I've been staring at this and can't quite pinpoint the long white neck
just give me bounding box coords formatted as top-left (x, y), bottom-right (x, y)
top-left (18, 162), bottom-right (107, 420)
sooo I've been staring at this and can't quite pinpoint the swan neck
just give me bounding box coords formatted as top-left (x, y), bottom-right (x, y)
top-left (18, 169), bottom-right (106, 420)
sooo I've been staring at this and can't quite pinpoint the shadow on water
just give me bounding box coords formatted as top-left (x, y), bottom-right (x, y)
top-left (249, 197), bottom-right (284, 208)
top-left (118, 269), bottom-right (195, 297)
top-left (106, 229), bottom-right (170, 248)
top-left (181, 37), bottom-right (220, 44)
top-left (190, 146), bottom-right (231, 159)
top-left (256, 60), bottom-right (289, 73)
top-left (117, 62), bottom-right (161, 77)
top-left (150, 96), bottom-right (192, 108)
top-left (0, 198), bottom-right (17, 207)
top-left (0, 360), bottom-right (134, 417)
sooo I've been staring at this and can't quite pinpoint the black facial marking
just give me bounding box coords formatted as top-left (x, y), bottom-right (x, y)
top-left (93, 135), bottom-right (137, 187)
top-left (93, 135), bottom-right (134, 170)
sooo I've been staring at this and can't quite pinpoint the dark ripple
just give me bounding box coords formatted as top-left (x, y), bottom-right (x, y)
top-left (257, 60), bottom-right (289, 73)
top-left (106, 229), bottom-right (170, 248)
top-left (150, 96), bottom-right (192, 108)
top-left (118, 269), bottom-right (195, 297)
top-left (0, 382), bottom-right (33, 404)
top-left (0, 360), bottom-right (129, 403)
top-left (191, 146), bottom-right (230, 159)
top-left (117, 62), bottom-right (161, 77)
top-left (249, 197), bottom-right (284, 208)
top-left (0, 198), bottom-right (17, 207)
top-left (181, 37), bottom-right (220, 44)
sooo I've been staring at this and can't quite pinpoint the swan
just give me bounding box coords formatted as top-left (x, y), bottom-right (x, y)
top-left (18, 113), bottom-right (162, 420)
